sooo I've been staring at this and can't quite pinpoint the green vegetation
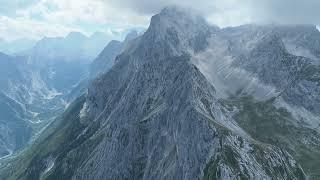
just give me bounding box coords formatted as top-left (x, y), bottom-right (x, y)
top-left (203, 157), bottom-right (220, 180)
top-left (221, 96), bottom-right (320, 179)
top-left (202, 144), bottom-right (250, 180)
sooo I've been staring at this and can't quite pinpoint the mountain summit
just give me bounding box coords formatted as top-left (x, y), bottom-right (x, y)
top-left (1, 6), bottom-right (320, 180)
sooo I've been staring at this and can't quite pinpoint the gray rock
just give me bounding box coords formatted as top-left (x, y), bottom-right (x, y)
top-left (3, 6), bottom-right (320, 180)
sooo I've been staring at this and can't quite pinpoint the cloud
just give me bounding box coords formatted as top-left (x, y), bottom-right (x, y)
top-left (17, 0), bottom-right (149, 27)
top-left (99, 0), bottom-right (320, 26)
top-left (0, 0), bottom-right (39, 16)
top-left (1, 0), bottom-right (320, 41)
top-left (248, 0), bottom-right (320, 25)
top-left (0, 0), bottom-right (147, 41)
top-left (0, 15), bottom-right (81, 41)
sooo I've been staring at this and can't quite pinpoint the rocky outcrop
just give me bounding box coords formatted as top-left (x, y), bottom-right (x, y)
top-left (2, 6), bottom-right (320, 180)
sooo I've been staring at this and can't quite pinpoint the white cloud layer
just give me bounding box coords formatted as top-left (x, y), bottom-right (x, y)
top-left (99, 0), bottom-right (320, 26)
top-left (0, 0), bottom-right (148, 41)
top-left (0, 16), bottom-right (80, 41)
top-left (0, 0), bottom-right (320, 41)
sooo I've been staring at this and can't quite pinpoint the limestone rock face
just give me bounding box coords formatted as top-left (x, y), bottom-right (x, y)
top-left (2, 6), bottom-right (320, 180)
top-left (74, 7), bottom-right (306, 180)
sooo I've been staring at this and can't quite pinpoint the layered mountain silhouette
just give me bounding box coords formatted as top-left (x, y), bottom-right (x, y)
top-left (0, 6), bottom-right (320, 180)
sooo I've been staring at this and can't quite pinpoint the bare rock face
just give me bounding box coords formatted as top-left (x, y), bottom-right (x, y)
top-left (73, 7), bottom-right (305, 180)
top-left (76, 53), bottom-right (304, 179)
top-left (3, 6), bottom-right (320, 180)
top-left (90, 30), bottom-right (139, 78)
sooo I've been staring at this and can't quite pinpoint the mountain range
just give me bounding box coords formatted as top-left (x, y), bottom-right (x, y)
top-left (0, 31), bottom-right (125, 160)
top-left (0, 39), bottom-right (36, 56)
top-left (0, 6), bottom-right (319, 180)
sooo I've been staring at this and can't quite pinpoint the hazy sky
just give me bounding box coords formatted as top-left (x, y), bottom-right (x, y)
top-left (0, 0), bottom-right (319, 41)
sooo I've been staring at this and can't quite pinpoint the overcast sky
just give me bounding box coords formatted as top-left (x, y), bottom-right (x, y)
top-left (0, 0), bottom-right (319, 41)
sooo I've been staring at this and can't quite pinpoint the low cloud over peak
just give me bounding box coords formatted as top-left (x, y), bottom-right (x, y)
top-left (1, 0), bottom-right (320, 41)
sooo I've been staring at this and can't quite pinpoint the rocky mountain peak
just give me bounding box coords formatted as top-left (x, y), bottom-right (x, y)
top-left (148, 6), bottom-right (210, 39)
top-left (124, 6), bottom-right (213, 64)
top-left (89, 29), bottom-right (140, 79)
top-left (2, 6), bottom-right (320, 180)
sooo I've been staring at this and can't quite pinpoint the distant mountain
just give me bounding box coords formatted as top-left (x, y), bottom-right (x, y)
top-left (90, 30), bottom-right (139, 78)
top-left (273, 24), bottom-right (320, 64)
top-left (0, 51), bottom-right (88, 158)
top-left (26, 31), bottom-right (109, 66)
top-left (0, 52), bottom-right (66, 158)
top-left (0, 92), bottom-right (32, 158)
top-left (67, 30), bottom-right (139, 106)
top-left (2, 7), bottom-right (320, 180)
top-left (0, 53), bottom-right (32, 158)
top-left (0, 30), bottom-right (137, 160)
top-left (85, 32), bottom-right (112, 60)
top-left (0, 39), bottom-right (36, 55)
top-left (222, 24), bottom-right (320, 64)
